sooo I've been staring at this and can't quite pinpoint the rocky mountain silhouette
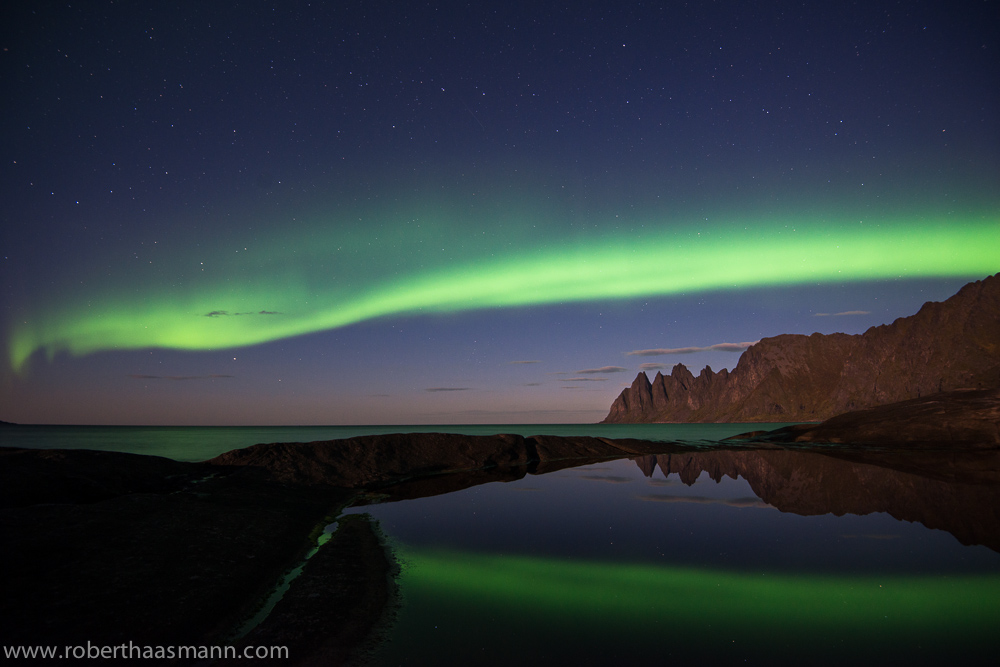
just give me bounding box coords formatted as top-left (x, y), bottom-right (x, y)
top-left (603, 274), bottom-right (1000, 423)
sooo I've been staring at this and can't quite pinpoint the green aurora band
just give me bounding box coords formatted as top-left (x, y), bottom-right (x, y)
top-left (9, 213), bottom-right (1000, 371)
top-left (396, 547), bottom-right (1000, 642)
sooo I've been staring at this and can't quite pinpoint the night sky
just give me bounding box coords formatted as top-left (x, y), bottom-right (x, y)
top-left (2, 1), bottom-right (997, 425)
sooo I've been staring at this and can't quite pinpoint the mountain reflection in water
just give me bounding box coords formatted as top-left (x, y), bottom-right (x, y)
top-left (348, 446), bottom-right (1000, 666)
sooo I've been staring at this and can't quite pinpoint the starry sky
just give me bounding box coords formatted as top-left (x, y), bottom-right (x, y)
top-left (2, 1), bottom-right (997, 425)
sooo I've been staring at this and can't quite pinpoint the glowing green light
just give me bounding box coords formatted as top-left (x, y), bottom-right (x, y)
top-left (396, 547), bottom-right (1000, 639)
top-left (9, 211), bottom-right (1000, 370)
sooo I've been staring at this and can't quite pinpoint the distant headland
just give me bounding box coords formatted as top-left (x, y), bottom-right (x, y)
top-left (603, 273), bottom-right (1000, 424)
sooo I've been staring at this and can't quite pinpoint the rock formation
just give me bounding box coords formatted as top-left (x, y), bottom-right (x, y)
top-left (603, 273), bottom-right (1000, 423)
top-left (745, 386), bottom-right (1000, 447)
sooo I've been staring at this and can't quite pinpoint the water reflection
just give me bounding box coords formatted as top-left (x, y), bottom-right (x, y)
top-left (347, 446), bottom-right (1000, 664)
top-left (630, 449), bottom-right (1000, 553)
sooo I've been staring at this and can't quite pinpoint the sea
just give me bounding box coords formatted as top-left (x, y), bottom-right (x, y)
top-left (0, 422), bottom-right (781, 461)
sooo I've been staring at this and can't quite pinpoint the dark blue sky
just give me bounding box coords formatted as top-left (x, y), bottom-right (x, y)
top-left (2, 1), bottom-right (997, 424)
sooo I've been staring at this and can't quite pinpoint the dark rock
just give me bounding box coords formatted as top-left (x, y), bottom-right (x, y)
top-left (0, 434), bottom-right (677, 664)
top-left (207, 433), bottom-right (677, 488)
top-left (0, 447), bottom-right (207, 508)
top-left (224, 514), bottom-right (394, 667)
top-left (208, 432), bottom-right (534, 487)
top-left (0, 449), bottom-right (353, 659)
top-left (603, 273), bottom-right (1000, 423)
top-left (759, 387), bottom-right (1000, 447)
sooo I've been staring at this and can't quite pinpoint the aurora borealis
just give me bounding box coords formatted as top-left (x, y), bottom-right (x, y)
top-left (11, 213), bottom-right (999, 373)
top-left (2, 1), bottom-right (998, 424)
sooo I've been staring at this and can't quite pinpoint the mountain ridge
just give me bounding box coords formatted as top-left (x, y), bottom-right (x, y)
top-left (602, 274), bottom-right (1000, 423)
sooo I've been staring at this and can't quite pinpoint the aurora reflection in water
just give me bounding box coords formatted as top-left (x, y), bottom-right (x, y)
top-left (348, 453), bottom-right (1000, 665)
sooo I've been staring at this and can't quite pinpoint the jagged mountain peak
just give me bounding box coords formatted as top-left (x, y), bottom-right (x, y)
top-left (603, 274), bottom-right (1000, 423)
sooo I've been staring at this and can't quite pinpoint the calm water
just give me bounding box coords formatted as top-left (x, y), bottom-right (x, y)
top-left (348, 454), bottom-right (1000, 665)
top-left (5, 423), bottom-right (997, 663)
top-left (0, 422), bottom-right (787, 461)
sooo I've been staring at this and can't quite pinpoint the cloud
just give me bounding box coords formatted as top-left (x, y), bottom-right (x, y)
top-left (638, 362), bottom-right (666, 371)
top-left (523, 382), bottom-right (543, 386)
top-left (508, 360), bottom-right (541, 365)
top-left (580, 475), bottom-right (633, 484)
top-left (563, 377), bottom-right (608, 382)
top-left (627, 341), bottom-right (758, 356)
top-left (573, 366), bottom-right (627, 374)
top-left (635, 494), bottom-right (772, 509)
top-left (812, 310), bottom-right (871, 317)
top-left (425, 387), bottom-right (470, 392)
top-left (431, 408), bottom-right (601, 417)
top-left (128, 374), bottom-right (234, 381)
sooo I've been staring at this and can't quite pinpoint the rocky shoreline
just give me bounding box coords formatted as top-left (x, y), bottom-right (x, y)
top-left (0, 434), bottom-right (678, 665)
top-left (2, 400), bottom-right (999, 664)
top-left (737, 387), bottom-right (1000, 448)
top-left (0, 447), bottom-right (361, 664)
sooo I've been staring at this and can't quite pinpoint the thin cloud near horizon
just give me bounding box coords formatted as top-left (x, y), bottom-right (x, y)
top-left (627, 341), bottom-right (758, 356)
top-left (636, 494), bottom-right (772, 509)
top-left (425, 387), bottom-right (471, 392)
top-left (428, 407), bottom-right (602, 417)
top-left (813, 310), bottom-right (871, 317)
top-left (574, 366), bottom-right (628, 374)
top-left (128, 374), bottom-right (234, 381)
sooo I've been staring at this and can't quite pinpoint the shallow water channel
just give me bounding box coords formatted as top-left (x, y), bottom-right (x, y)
top-left (346, 449), bottom-right (1000, 665)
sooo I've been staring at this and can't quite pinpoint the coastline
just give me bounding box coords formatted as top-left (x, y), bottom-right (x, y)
top-left (3, 393), bottom-right (999, 664)
top-left (0, 435), bottom-right (676, 665)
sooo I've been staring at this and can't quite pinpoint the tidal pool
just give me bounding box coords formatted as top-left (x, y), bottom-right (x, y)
top-left (346, 449), bottom-right (1000, 665)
